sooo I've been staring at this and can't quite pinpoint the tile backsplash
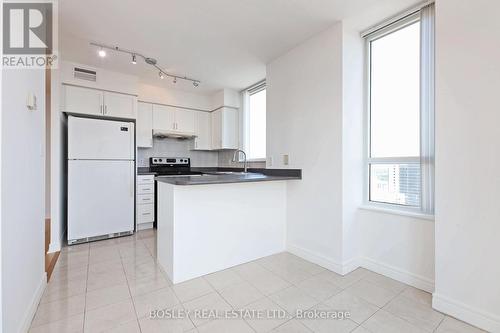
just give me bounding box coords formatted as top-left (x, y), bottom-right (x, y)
top-left (137, 137), bottom-right (219, 167)
top-left (218, 150), bottom-right (267, 169)
top-left (137, 138), bottom-right (266, 169)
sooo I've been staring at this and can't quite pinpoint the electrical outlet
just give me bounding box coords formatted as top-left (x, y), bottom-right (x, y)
top-left (283, 154), bottom-right (290, 166)
top-left (26, 93), bottom-right (37, 111)
top-left (267, 156), bottom-right (273, 167)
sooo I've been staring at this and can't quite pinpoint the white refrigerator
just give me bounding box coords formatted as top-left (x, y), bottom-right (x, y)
top-left (68, 116), bottom-right (135, 244)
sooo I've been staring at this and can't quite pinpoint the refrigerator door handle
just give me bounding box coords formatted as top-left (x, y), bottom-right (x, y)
top-left (130, 163), bottom-right (134, 197)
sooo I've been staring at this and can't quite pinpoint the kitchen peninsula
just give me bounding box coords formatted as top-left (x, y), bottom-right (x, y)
top-left (156, 170), bottom-right (301, 283)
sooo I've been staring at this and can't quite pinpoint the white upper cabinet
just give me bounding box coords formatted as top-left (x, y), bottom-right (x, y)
top-left (175, 109), bottom-right (196, 133)
top-left (152, 104), bottom-right (176, 131)
top-left (62, 85), bottom-right (137, 120)
top-left (211, 107), bottom-right (238, 150)
top-left (137, 102), bottom-right (153, 148)
top-left (193, 111), bottom-right (211, 150)
top-left (152, 104), bottom-right (195, 134)
top-left (103, 91), bottom-right (137, 119)
top-left (211, 109), bottom-right (222, 150)
top-left (63, 85), bottom-right (103, 116)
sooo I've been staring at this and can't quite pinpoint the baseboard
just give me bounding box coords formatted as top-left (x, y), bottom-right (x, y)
top-left (19, 272), bottom-right (47, 333)
top-left (433, 293), bottom-right (500, 333)
top-left (341, 257), bottom-right (361, 275)
top-left (359, 257), bottom-right (434, 293)
top-left (48, 226), bottom-right (65, 253)
top-left (48, 241), bottom-right (61, 253)
top-left (286, 243), bottom-right (356, 275)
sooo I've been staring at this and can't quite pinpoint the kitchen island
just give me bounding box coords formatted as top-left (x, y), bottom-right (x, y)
top-left (156, 171), bottom-right (300, 284)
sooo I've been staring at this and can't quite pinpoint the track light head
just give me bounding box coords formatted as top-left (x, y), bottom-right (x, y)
top-left (131, 54), bottom-right (137, 64)
top-left (173, 77), bottom-right (177, 84)
top-left (98, 48), bottom-right (106, 57)
top-left (159, 71), bottom-right (164, 79)
top-left (193, 81), bottom-right (199, 87)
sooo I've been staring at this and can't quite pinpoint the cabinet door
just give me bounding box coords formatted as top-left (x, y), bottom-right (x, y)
top-left (63, 85), bottom-right (103, 116)
top-left (137, 102), bottom-right (153, 148)
top-left (104, 91), bottom-right (137, 119)
top-left (193, 111), bottom-right (211, 150)
top-left (221, 107), bottom-right (239, 149)
top-left (211, 109), bottom-right (222, 150)
top-left (175, 108), bottom-right (195, 133)
top-left (152, 104), bottom-right (176, 131)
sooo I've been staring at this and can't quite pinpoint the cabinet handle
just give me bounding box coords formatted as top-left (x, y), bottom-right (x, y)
top-left (142, 212), bottom-right (151, 216)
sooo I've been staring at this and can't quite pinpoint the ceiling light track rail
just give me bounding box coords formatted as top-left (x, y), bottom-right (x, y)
top-left (90, 42), bottom-right (200, 87)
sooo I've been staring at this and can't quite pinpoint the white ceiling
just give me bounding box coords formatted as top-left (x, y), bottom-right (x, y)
top-left (59, 0), bottom-right (418, 94)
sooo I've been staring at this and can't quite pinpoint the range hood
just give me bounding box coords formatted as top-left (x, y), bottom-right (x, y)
top-left (152, 129), bottom-right (196, 139)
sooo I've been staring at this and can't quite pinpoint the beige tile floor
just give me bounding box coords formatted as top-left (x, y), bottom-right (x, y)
top-left (29, 229), bottom-right (486, 333)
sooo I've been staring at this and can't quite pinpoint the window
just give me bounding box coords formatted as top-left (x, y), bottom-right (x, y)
top-left (365, 5), bottom-right (435, 214)
top-left (243, 81), bottom-right (266, 160)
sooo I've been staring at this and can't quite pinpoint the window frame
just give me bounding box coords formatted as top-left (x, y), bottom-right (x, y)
top-left (242, 80), bottom-right (267, 162)
top-left (364, 12), bottom-right (428, 214)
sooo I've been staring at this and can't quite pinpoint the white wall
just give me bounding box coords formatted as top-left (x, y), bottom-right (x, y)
top-left (138, 83), bottom-right (213, 111)
top-left (49, 68), bottom-right (66, 253)
top-left (211, 88), bottom-right (241, 110)
top-left (1, 69), bottom-right (46, 333)
top-left (267, 23), bottom-right (345, 272)
top-left (433, 0), bottom-right (500, 331)
top-left (266, 6), bottom-right (436, 287)
top-left (341, 24), bottom-right (364, 269)
top-left (358, 211), bottom-right (435, 291)
top-left (60, 60), bottom-right (138, 95)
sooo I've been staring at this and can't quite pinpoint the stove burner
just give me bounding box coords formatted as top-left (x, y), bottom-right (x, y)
top-left (149, 157), bottom-right (199, 176)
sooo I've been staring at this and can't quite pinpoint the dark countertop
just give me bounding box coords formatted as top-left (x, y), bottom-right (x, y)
top-left (137, 167), bottom-right (157, 175)
top-left (137, 171), bottom-right (157, 176)
top-left (138, 166), bottom-right (301, 185)
top-left (155, 172), bottom-right (300, 186)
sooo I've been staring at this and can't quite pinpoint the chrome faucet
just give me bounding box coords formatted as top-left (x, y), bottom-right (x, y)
top-left (232, 149), bottom-right (248, 173)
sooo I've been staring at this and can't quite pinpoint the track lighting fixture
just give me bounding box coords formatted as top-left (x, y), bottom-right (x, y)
top-left (90, 42), bottom-right (200, 87)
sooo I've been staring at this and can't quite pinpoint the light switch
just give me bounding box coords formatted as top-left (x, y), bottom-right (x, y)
top-left (26, 93), bottom-right (37, 110)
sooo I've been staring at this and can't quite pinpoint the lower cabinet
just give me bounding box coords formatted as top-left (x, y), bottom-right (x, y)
top-left (136, 175), bottom-right (155, 230)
